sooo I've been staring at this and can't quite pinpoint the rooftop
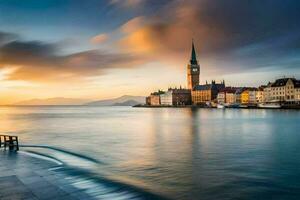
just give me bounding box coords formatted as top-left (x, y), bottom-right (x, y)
top-left (193, 82), bottom-right (225, 91)
top-left (270, 77), bottom-right (300, 88)
top-left (190, 41), bottom-right (198, 65)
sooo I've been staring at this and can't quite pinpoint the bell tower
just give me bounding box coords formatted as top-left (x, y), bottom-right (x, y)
top-left (187, 41), bottom-right (200, 90)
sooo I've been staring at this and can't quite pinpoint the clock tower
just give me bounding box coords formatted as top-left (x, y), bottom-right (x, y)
top-left (187, 41), bottom-right (200, 90)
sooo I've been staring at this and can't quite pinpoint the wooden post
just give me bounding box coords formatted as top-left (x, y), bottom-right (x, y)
top-left (9, 136), bottom-right (13, 150)
top-left (0, 135), bottom-right (19, 151)
top-left (16, 137), bottom-right (19, 151)
top-left (4, 136), bottom-right (8, 150)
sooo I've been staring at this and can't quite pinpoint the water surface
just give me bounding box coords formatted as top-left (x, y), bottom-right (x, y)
top-left (0, 106), bottom-right (300, 199)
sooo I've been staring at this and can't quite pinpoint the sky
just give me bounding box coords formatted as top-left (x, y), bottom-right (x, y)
top-left (0, 0), bottom-right (300, 104)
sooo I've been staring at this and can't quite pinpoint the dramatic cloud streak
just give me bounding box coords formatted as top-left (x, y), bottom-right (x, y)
top-left (118, 0), bottom-right (300, 74)
top-left (0, 0), bottom-right (299, 103)
top-left (0, 33), bottom-right (141, 82)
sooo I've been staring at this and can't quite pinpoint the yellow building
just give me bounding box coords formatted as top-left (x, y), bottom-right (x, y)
top-left (192, 88), bottom-right (212, 104)
top-left (192, 81), bottom-right (225, 105)
top-left (241, 89), bottom-right (257, 104)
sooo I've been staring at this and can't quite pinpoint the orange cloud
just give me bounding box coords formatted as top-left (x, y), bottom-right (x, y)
top-left (90, 34), bottom-right (109, 44)
top-left (117, 3), bottom-right (229, 71)
top-left (120, 26), bottom-right (159, 54)
top-left (120, 16), bottom-right (145, 33)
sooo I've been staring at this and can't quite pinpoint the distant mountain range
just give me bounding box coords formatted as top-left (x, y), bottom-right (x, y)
top-left (85, 95), bottom-right (145, 106)
top-left (13, 95), bottom-right (145, 106)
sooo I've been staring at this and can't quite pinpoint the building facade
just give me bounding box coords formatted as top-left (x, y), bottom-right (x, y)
top-left (296, 87), bottom-right (300, 102)
top-left (256, 86), bottom-right (266, 103)
top-left (145, 96), bottom-right (151, 105)
top-left (217, 88), bottom-right (237, 104)
top-left (160, 91), bottom-right (172, 106)
top-left (187, 42), bottom-right (200, 90)
top-left (234, 88), bottom-right (244, 104)
top-left (149, 94), bottom-right (160, 106)
top-left (147, 90), bottom-right (165, 106)
top-left (241, 89), bottom-right (257, 105)
top-left (192, 81), bottom-right (225, 104)
top-left (269, 78), bottom-right (300, 102)
top-left (263, 82), bottom-right (272, 103)
top-left (161, 88), bottom-right (191, 106)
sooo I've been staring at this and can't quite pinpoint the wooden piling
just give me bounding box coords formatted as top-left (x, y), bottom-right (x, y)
top-left (0, 135), bottom-right (19, 151)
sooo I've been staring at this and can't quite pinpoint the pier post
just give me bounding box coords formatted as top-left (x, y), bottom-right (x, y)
top-left (9, 136), bottom-right (14, 150)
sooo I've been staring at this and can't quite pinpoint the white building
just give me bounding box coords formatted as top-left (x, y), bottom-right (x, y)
top-left (160, 88), bottom-right (191, 106)
top-left (256, 86), bottom-right (266, 103)
top-left (263, 83), bottom-right (272, 103)
top-left (270, 78), bottom-right (300, 102)
top-left (160, 91), bottom-right (172, 105)
top-left (296, 87), bottom-right (300, 102)
top-left (217, 88), bottom-right (237, 104)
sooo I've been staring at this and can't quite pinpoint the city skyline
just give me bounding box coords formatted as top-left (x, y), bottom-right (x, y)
top-left (0, 0), bottom-right (300, 104)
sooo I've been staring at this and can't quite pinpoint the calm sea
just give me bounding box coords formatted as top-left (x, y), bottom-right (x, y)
top-left (1, 106), bottom-right (300, 200)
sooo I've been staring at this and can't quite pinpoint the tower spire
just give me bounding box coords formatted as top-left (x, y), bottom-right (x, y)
top-left (190, 39), bottom-right (198, 65)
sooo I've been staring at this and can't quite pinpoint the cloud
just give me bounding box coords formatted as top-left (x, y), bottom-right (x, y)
top-left (90, 34), bottom-right (109, 45)
top-left (110, 0), bottom-right (144, 8)
top-left (118, 0), bottom-right (300, 74)
top-left (1, 0), bottom-right (300, 84)
top-left (0, 31), bottom-right (18, 46)
top-left (0, 37), bottom-right (142, 82)
top-left (120, 16), bottom-right (145, 33)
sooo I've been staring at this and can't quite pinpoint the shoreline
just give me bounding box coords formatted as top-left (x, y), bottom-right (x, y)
top-left (133, 105), bottom-right (300, 109)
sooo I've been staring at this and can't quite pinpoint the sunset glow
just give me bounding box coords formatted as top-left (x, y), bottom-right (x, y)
top-left (0, 0), bottom-right (299, 104)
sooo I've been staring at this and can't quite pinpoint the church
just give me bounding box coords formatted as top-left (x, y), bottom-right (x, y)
top-left (187, 41), bottom-right (225, 105)
top-left (146, 41), bottom-right (225, 106)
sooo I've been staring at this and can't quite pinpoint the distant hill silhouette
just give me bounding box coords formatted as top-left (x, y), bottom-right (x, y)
top-left (112, 100), bottom-right (141, 106)
top-left (14, 97), bottom-right (90, 105)
top-left (13, 95), bottom-right (145, 106)
top-left (85, 95), bottom-right (145, 106)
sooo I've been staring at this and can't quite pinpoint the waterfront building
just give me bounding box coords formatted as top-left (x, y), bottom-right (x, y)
top-left (234, 88), bottom-right (244, 104)
top-left (241, 88), bottom-right (257, 105)
top-left (161, 88), bottom-right (191, 106)
top-left (217, 87), bottom-right (237, 104)
top-left (148, 90), bottom-right (165, 106)
top-left (145, 96), bottom-right (151, 105)
top-left (217, 91), bottom-right (225, 104)
top-left (296, 88), bottom-right (300, 103)
top-left (256, 86), bottom-right (266, 103)
top-left (160, 91), bottom-right (172, 106)
top-left (187, 41), bottom-right (200, 90)
top-left (192, 80), bottom-right (225, 105)
top-left (269, 78), bottom-right (300, 103)
top-left (263, 82), bottom-right (273, 103)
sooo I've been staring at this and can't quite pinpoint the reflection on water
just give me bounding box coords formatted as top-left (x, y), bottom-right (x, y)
top-left (0, 106), bottom-right (300, 199)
